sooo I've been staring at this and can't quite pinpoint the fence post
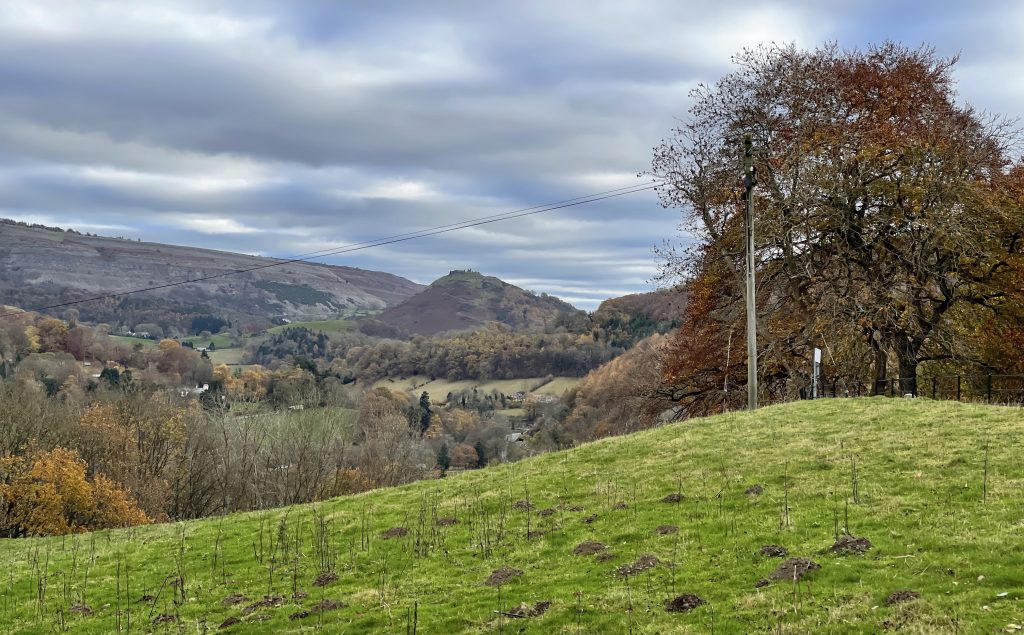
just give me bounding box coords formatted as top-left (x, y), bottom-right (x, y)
top-left (890, 378), bottom-right (895, 397)
top-left (932, 377), bottom-right (937, 400)
top-left (987, 374), bottom-right (992, 403)
top-left (956, 375), bottom-right (961, 401)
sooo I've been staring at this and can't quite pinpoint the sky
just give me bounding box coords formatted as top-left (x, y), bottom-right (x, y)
top-left (2, 1), bottom-right (1023, 310)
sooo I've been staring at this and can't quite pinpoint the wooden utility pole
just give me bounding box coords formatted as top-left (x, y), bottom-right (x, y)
top-left (742, 134), bottom-right (758, 410)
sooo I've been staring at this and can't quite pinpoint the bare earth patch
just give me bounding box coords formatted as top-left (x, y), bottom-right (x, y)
top-left (568, 505), bottom-right (585, 512)
top-left (665, 594), bottom-right (705, 613)
top-left (829, 535), bottom-right (873, 555)
top-left (654, 525), bottom-right (679, 535)
top-left (512, 500), bottom-right (533, 511)
top-left (618, 555), bottom-right (660, 577)
top-left (537, 507), bottom-right (558, 517)
top-left (745, 484), bottom-right (764, 496)
top-left (768, 558), bottom-right (821, 582)
top-left (661, 492), bottom-right (684, 503)
top-left (506, 601), bottom-right (551, 618)
top-left (573, 541), bottom-right (606, 556)
top-left (759, 545), bottom-right (789, 558)
top-left (485, 567), bottom-right (524, 587)
top-left (152, 614), bottom-right (178, 624)
top-left (612, 501), bottom-right (629, 510)
top-left (241, 595), bottom-right (284, 615)
top-left (382, 526), bottom-right (409, 539)
top-left (69, 603), bottom-right (93, 617)
top-left (582, 514), bottom-right (598, 524)
top-left (596, 552), bottom-right (616, 562)
top-left (885, 590), bottom-right (921, 605)
top-left (314, 571), bottom-right (338, 587)
top-left (222, 593), bottom-right (249, 606)
top-left (218, 616), bottom-right (240, 629)
top-left (436, 517), bottom-right (459, 526)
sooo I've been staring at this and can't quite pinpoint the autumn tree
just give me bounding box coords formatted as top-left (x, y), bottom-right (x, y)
top-left (651, 42), bottom-right (1024, 400)
top-left (354, 388), bottom-right (430, 487)
top-left (0, 447), bottom-right (149, 537)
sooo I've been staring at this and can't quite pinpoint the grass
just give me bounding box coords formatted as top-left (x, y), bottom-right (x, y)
top-left (207, 348), bottom-right (245, 366)
top-left (180, 333), bottom-right (237, 350)
top-left (107, 335), bottom-right (156, 348)
top-left (2, 399), bottom-right (1024, 633)
top-left (266, 319), bottom-right (355, 337)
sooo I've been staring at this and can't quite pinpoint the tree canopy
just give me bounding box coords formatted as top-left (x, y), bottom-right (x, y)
top-left (651, 42), bottom-right (1024, 411)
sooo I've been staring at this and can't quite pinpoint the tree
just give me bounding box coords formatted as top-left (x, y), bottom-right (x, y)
top-left (473, 440), bottom-right (487, 467)
top-left (355, 388), bottom-right (430, 487)
top-left (436, 443), bottom-right (450, 471)
top-left (418, 392), bottom-right (432, 435)
top-left (99, 367), bottom-right (121, 386)
top-left (651, 42), bottom-right (1024, 400)
top-left (0, 447), bottom-right (150, 537)
top-left (449, 444), bottom-right (478, 469)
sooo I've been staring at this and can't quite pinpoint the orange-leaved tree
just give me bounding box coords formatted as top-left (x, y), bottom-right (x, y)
top-left (0, 447), bottom-right (149, 537)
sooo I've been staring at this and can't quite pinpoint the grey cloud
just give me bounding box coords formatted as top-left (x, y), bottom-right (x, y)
top-left (1, 0), bottom-right (1022, 310)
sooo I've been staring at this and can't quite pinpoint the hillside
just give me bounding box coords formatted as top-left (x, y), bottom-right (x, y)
top-left (2, 399), bottom-right (1022, 633)
top-left (593, 287), bottom-right (687, 324)
top-left (367, 270), bottom-right (583, 336)
top-left (0, 220), bottom-right (423, 329)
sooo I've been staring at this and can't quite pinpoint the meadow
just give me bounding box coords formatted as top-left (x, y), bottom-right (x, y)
top-left (1, 398), bottom-right (1022, 633)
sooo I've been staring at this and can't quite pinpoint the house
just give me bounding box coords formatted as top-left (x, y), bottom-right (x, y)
top-left (179, 383), bottom-right (210, 398)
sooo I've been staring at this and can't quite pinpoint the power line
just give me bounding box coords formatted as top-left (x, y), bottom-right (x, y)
top-left (1, 181), bottom-right (661, 319)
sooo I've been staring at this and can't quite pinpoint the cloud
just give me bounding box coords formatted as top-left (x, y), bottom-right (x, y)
top-left (0, 0), bottom-right (1021, 310)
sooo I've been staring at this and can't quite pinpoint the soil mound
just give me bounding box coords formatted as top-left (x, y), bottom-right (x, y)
top-left (745, 485), bottom-right (764, 496)
top-left (506, 601), bottom-right (551, 618)
top-left (829, 535), bottom-right (872, 555)
top-left (661, 492), bottom-right (684, 503)
top-left (241, 595), bottom-right (284, 615)
top-left (573, 541), bottom-right (606, 556)
top-left (314, 571), bottom-right (338, 587)
top-left (618, 555), bottom-right (659, 577)
top-left (759, 545), bottom-right (788, 558)
top-left (485, 567), bottom-right (524, 587)
top-left (769, 558), bottom-right (821, 582)
top-left (654, 525), bottom-right (679, 535)
top-left (382, 527), bottom-right (409, 539)
top-left (885, 590), bottom-right (921, 605)
top-left (665, 594), bottom-right (705, 613)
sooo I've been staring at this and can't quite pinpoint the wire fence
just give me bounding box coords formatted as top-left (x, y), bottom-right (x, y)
top-left (803, 374), bottom-right (1024, 405)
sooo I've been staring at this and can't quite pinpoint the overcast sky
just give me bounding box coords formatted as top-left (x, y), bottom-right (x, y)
top-left (2, 1), bottom-right (1022, 309)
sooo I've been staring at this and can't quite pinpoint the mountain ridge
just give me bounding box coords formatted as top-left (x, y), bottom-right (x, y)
top-left (0, 219), bottom-right (424, 331)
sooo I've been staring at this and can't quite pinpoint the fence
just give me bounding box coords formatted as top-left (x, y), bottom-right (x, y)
top-left (805, 374), bottom-right (1024, 405)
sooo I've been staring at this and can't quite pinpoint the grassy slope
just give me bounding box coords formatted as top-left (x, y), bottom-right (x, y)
top-left (265, 319), bottom-right (356, 337)
top-left (2, 399), bottom-right (1024, 634)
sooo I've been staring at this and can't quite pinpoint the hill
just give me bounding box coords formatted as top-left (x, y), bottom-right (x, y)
top-left (1, 399), bottom-right (1021, 633)
top-left (593, 287), bottom-right (687, 325)
top-left (367, 270), bottom-right (583, 336)
top-left (0, 219), bottom-right (423, 331)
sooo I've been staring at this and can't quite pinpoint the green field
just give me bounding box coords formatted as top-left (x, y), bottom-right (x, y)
top-left (180, 333), bottom-right (238, 350)
top-left (375, 376), bottom-right (580, 404)
top-left (107, 335), bottom-right (156, 348)
top-left (207, 348), bottom-right (245, 366)
top-left (266, 319), bottom-right (355, 336)
top-left (2, 399), bottom-right (1023, 633)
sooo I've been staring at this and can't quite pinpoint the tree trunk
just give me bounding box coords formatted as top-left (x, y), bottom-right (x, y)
top-left (871, 346), bottom-right (888, 396)
top-left (894, 340), bottom-right (920, 397)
